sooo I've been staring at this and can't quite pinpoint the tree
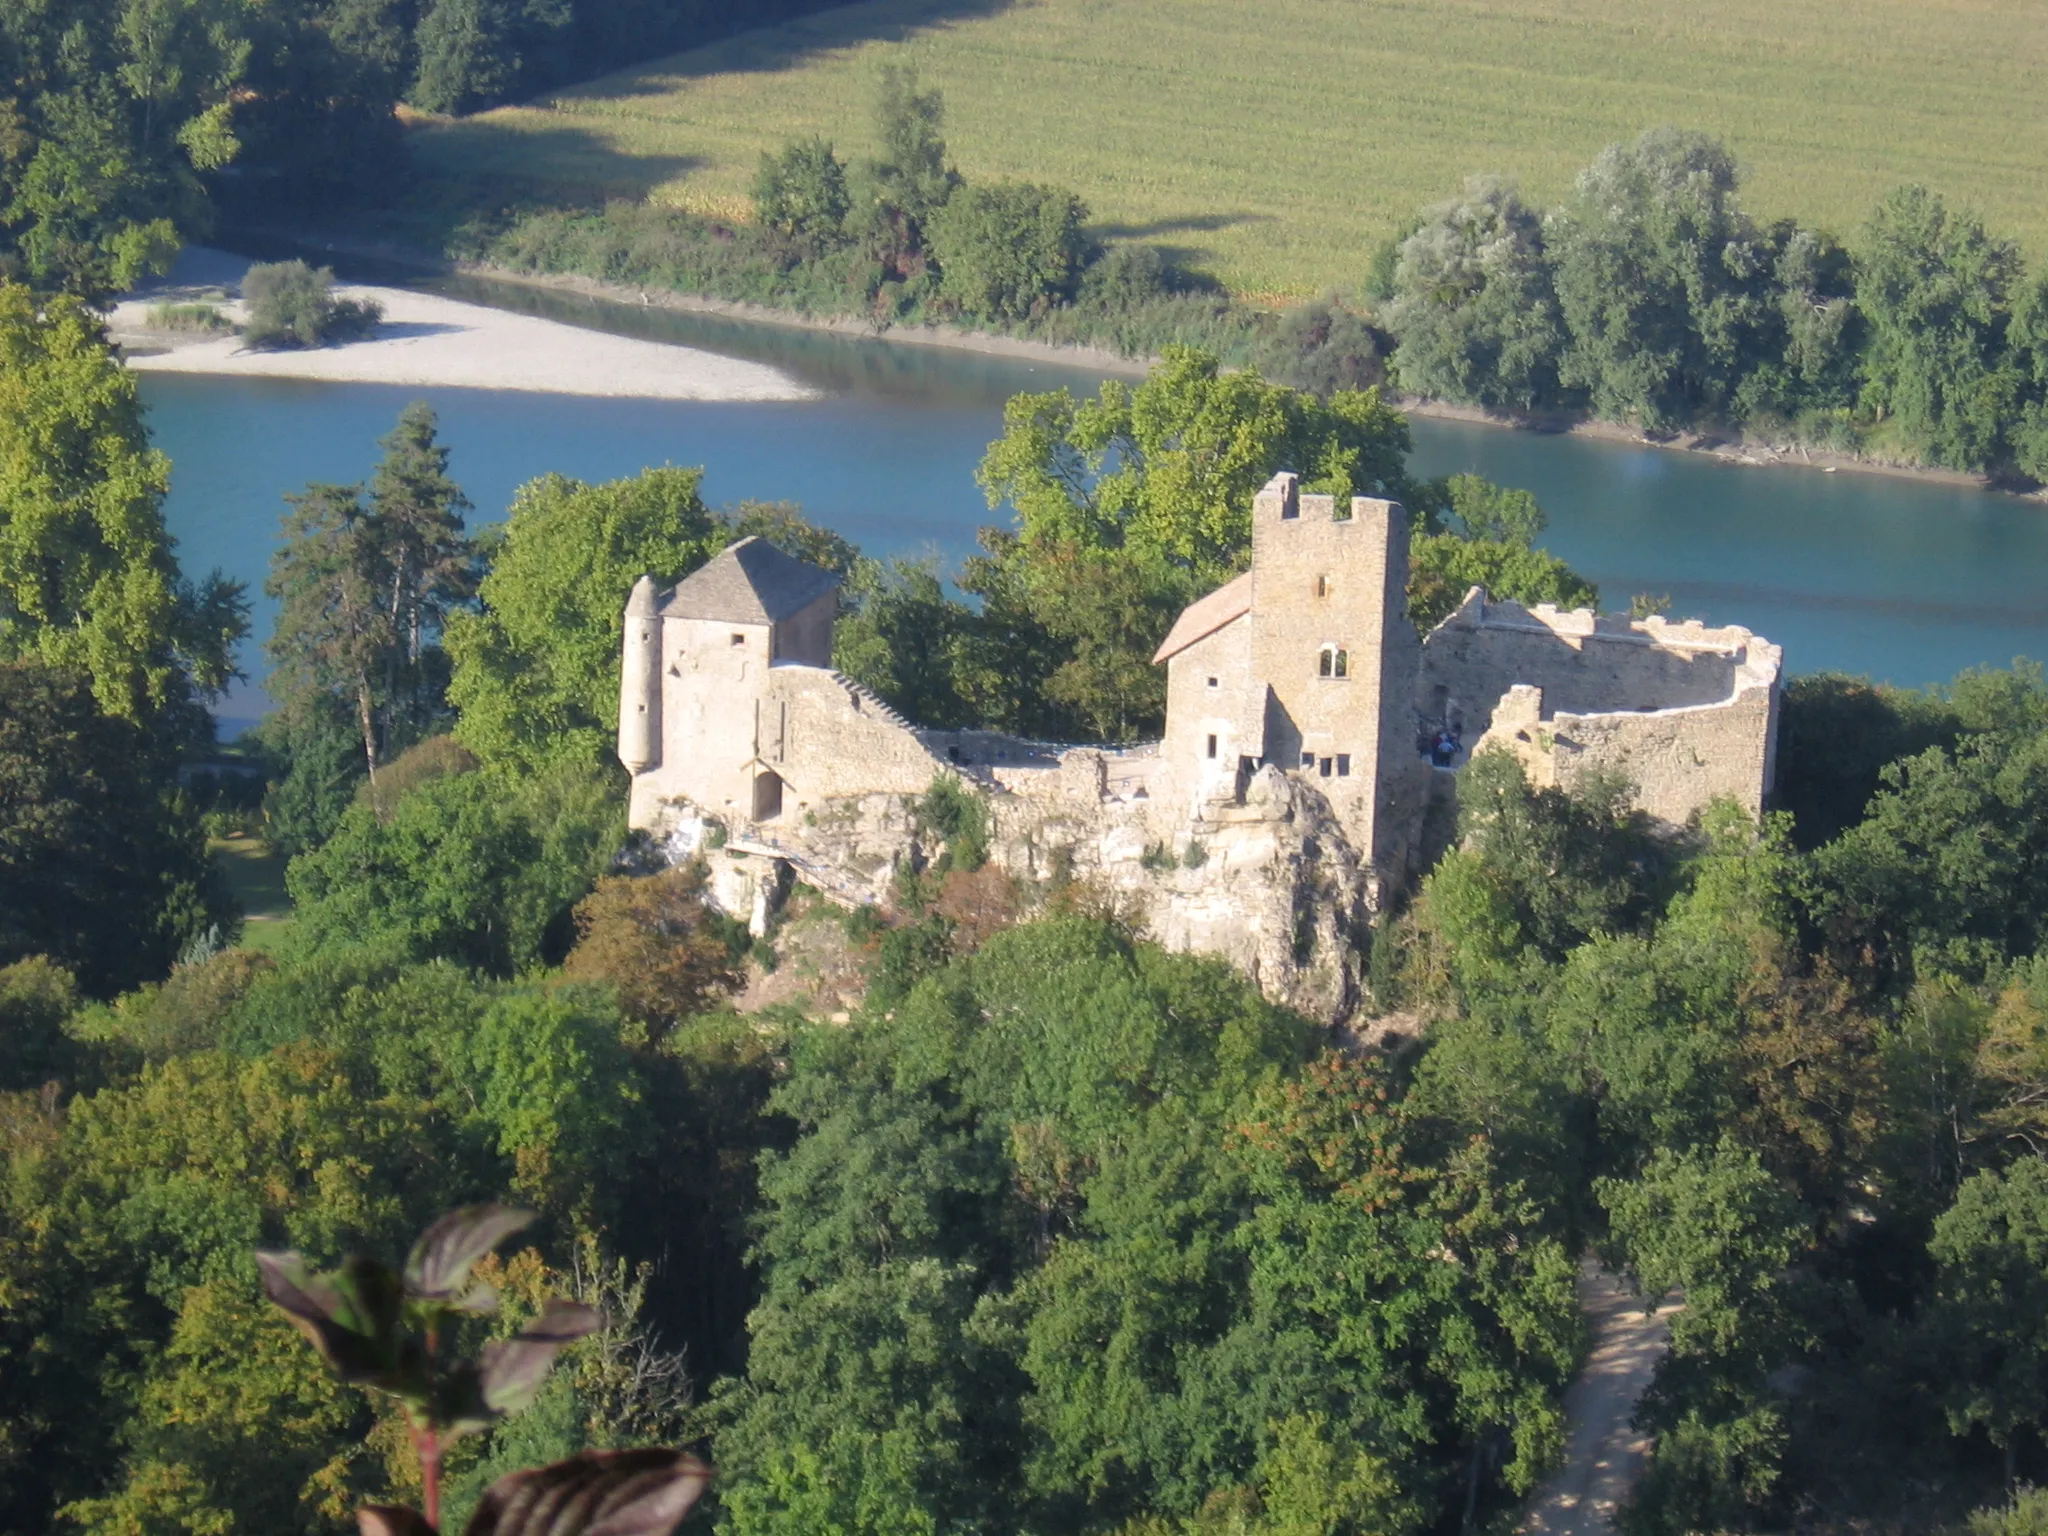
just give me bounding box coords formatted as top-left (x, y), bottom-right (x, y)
top-left (832, 557), bottom-right (980, 730)
top-left (445, 468), bottom-right (722, 773)
top-left (1548, 129), bottom-right (1775, 429)
top-left (1600, 1139), bottom-right (1814, 1532)
top-left (0, 955), bottom-right (80, 1091)
top-left (1856, 186), bottom-right (2022, 470)
top-left (976, 345), bottom-right (1418, 583)
top-left (856, 65), bottom-right (956, 266)
top-left (0, 284), bottom-right (244, 718)
top-left (561, 865), bottom-right (742, 1045)
top-left (1385, 176), bottom-right (1565, 411)
top-left (367, 402), bottom-right (476, 742)
top-left (267, 482), bottom-right (395, 783)
top-left (241, 260), bottom-right (382, 349)
top-left (1931, 1161), bottom-right (2048, 1483)
top-left (2009, 269), bottom-right (2048, 482)
top-left (0, 662), bottom-right (230, 996)
top-left (267, 405), bottom-right (474, 786)
top-left (286, 761), bottom-right (620, 977)
top-left (410, 0), bottom-right (566, 115)
top-left (753, 137), bottom-right (850, 248)
top-left (931, 180), bottom-right (1089, 322)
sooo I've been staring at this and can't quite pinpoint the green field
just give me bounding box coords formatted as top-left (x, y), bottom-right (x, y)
top-left (211, 833), bottom-right (295, 954)
top-left (410, 0), bottom-right (2048, 296)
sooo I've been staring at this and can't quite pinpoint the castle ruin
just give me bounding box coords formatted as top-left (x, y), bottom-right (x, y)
top-left (619, 473), bottom-right (1782, 1020)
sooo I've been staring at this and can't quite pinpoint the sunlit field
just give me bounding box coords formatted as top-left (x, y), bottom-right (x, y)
top-left (409, 0), bottom-right (2048, 296)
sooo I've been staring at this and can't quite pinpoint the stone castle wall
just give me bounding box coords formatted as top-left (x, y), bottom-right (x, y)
top-left (1431, 592), bottom-right (1783, 824)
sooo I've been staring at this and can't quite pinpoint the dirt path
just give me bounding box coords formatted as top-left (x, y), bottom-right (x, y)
top-left (1517, 1262), bottom-right (1681, 1536)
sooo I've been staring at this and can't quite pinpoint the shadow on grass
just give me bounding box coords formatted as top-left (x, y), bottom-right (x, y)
top-left (554, 0), bottom-right (1020, 101)
top-left (1092, 212), bottom-right (1276, 240)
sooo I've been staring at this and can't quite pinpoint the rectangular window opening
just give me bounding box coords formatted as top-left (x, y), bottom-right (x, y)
top-left (1206, 676), bottom-right (1219, 688)
top-left (1336, 754), bottom-right (1351, 777)
top-left (730, 633), bottom-right (745, 647)
top-left (1206, 734), bottom-right (1218, 760)
top-left (1300, 751), bottom-right (1316, 769)
top-left (1319, 757), bottom-right (1333, 778)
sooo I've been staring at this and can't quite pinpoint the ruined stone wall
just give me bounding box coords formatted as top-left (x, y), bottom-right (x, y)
top-left (1477, 676), bottom-right (1780, 825)
top-left (1418, 592), bottom-right (1748, 740)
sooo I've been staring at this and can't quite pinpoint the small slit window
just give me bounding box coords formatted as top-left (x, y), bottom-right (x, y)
top-left (1318, 646), bottom-right (1349, 679)
top-left (1206, 734), bottom-right (1218, 759)
top-left (1319, 757), bottom-right (1334, 778)
top-left (1207, 675), bottom-right (1219, 688)
top-left (1301, 751), bottom-right (1316, 769)
top-left (1315, 574), bottom-right (1332, 598)
top-left (730, 633), bottom-right (746, 647)
top-left (1336, 754), bottom-right (1351, 777)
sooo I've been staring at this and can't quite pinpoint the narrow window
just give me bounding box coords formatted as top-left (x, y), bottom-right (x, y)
top-left (1315, 574), bottom-right (1331, 598)
top-left (1301, 751), bottom-right (1316, 769)
top-left (1206, 734), bottom-right (1218, 759)
top-left (1336, 754), bottom-right (1351, 777)
top-left (1333, 649), bottom-right (1349, 678)
top-left (730, 633), bottom-right (745, 647)
top-left (1318, 647), bottom-right (1333, 677)
top-left (1319, 757), bottom-right (1333, 778)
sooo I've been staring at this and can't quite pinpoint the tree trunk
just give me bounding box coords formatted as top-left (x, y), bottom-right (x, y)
top-left (357, 670), bottom-right (380, 785)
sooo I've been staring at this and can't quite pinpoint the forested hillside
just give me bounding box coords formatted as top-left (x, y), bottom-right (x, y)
top-left (7, 271), bottom-right (2048, 1533)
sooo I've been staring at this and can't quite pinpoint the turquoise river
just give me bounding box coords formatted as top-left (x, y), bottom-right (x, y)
top-left (139, 275), bottom-right (2048, 729)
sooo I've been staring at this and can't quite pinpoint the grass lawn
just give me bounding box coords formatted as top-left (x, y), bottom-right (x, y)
top-left (211, 832), bottom-right (296, 954)
top-left (409, 0), bottom-right (2048, 296)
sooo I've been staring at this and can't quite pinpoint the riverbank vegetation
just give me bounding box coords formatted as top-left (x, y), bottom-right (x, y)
top-left (411, 78), bottom-right (2048, 481)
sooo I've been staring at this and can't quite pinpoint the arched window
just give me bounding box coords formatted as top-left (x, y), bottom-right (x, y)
top-left (1318, 646), bottom-right (1349, 679)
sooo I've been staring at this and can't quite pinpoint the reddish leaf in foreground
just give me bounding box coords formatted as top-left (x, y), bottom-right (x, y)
top-left (406, 1205), bottom-right (537, 1300)
top-left (359, 1506), bottom-right (437, 1536)
top-left (464, 1449), bottom-right (711, 1536)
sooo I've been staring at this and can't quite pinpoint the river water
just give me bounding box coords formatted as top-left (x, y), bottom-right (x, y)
top-left (140, 275), bottom-right (2048, 728)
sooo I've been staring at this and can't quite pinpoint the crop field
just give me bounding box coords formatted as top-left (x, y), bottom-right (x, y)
top-left (410, 0), bottom-right (2048, 297)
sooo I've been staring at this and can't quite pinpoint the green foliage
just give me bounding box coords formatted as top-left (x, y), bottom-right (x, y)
top-left (716, 917), bottom-right (1576, 1533)
top-left (857, 65), bottom-right (957, 263)
top-left (831, 558), bottom-right (980, 730)
top-left (752, 136), bottom-right (850, 249)
top-left (242, 260), bottom-right (383, 350)
top-left (913, 774), bottom-right (988, 874)
top-left (1547, 128), bottom-right (1775, 430)
top-left (0, 955), bottom-right (82, 1090)
top-left (1386, 176), bottom-right (1564, 411)
top-left (1931, 1161), bottom-right (2048, 1463)
top-left (446, 467), bottom-right (722, 773)
top-left (0, 662), bottom-right (232, 996)
top-left (1856, 186), bottom-right (2025, 471)
top-left (931, 180), bottom-right (1089, 322)
top-left (0, 285), bottom-right (244, 717)
top-left (286, 762), bottom-right (620, 977)
top-left (977, 345), bottom-right (1417, 583)
top-left (1407, 531), bottom-right (1597, 631)
top-left (266, 402), bottom-right (475, 793)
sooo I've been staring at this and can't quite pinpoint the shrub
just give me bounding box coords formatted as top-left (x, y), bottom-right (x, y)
top-left (931, 180), bottom-right (1089, 321)
top-left (145, 300), bottom-right (231, 332)
top-left (241, 260), bottom-right (383, 350)
top-left (753, 137), bottom-right (851, 248)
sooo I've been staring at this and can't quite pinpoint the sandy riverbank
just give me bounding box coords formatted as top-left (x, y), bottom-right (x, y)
top-left (106, 248), bottom-right (817, 402)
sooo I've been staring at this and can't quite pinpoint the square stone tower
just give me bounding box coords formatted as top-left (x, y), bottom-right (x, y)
top-left (1247, 471), bottom-right (1427, 881)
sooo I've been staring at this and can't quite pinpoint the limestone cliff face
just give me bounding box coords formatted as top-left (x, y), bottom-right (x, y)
top-left (644, 758), bottom-right (1374, 1027)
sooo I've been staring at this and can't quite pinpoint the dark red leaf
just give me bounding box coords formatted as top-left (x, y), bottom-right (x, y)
top-left (405, 1206), bottom-right (536, 1300)
top-left (464, 1450), bottom-right (711, 1536)
top-left (478, 1299), bottom-right (603, 1414)
top-left (358, 1505), bottom-right (437, 1536)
